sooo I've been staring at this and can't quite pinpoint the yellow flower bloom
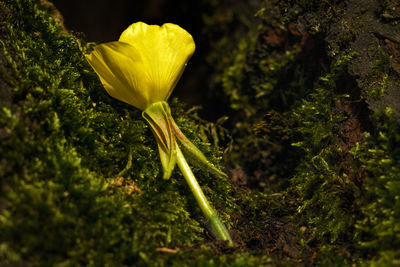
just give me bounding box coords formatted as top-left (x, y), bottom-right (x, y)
top-left (85, 22), bottom-right (195, 110)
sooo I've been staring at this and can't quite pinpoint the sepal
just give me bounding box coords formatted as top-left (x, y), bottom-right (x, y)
top-left (171, 118), bottom-right (228, 179)
top-left (143, 101), bottom-right (177, 179)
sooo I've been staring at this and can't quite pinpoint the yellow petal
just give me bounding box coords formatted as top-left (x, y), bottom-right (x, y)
top-left (119, 22), bottom-right (195, 102)
top-left (86, 41), bottom-right (151, 110)
top-left (86, 22), bottom-right (195, 110)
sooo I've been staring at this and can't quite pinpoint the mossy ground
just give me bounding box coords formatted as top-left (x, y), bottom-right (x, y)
top-left (1, 0), bottom-right (400, 266)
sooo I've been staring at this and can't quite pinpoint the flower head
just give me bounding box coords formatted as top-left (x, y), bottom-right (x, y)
top-left (86, 22), bottom-right (195, 110)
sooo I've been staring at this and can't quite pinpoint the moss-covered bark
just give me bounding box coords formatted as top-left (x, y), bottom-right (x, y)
top-left (207, 0), bottom-right (400, 265)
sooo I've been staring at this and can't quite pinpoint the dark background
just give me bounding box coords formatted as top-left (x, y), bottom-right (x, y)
top-left (51, 0), bottom-right (216, 118)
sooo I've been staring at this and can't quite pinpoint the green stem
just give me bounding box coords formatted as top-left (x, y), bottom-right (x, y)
top-left (175, 145), bottom-right (233, 246)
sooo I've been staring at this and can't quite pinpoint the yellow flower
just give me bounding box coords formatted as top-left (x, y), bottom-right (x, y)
top-left (85, 22), bottom-right (233, 245)
top-left (85, 22), bottom-right (195, 110)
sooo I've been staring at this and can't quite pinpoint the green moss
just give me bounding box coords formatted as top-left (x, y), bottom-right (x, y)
top-left (2, 0), bottom-right (400, 265)
top-left (352, 107), bottom-right (400, 265)
top-left (208, 0), bottom-right (400, 264)
top-left (209, 1), bottom-right (323, 189)
top-left (0, 0), bottom-right (241, 265)
top-left (364, 47), bottom-right (391, 99)
top-left (290, 54), bottom-right (361, 248)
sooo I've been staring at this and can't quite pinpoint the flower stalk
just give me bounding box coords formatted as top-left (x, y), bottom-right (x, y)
top-left (143, 101), bottom-right (233, 245)
top-left (176, 145), bottom-right (233, 246)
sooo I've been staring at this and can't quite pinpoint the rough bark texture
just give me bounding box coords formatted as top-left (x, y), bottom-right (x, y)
top-left (1, 0), bottom-right (400, 266)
